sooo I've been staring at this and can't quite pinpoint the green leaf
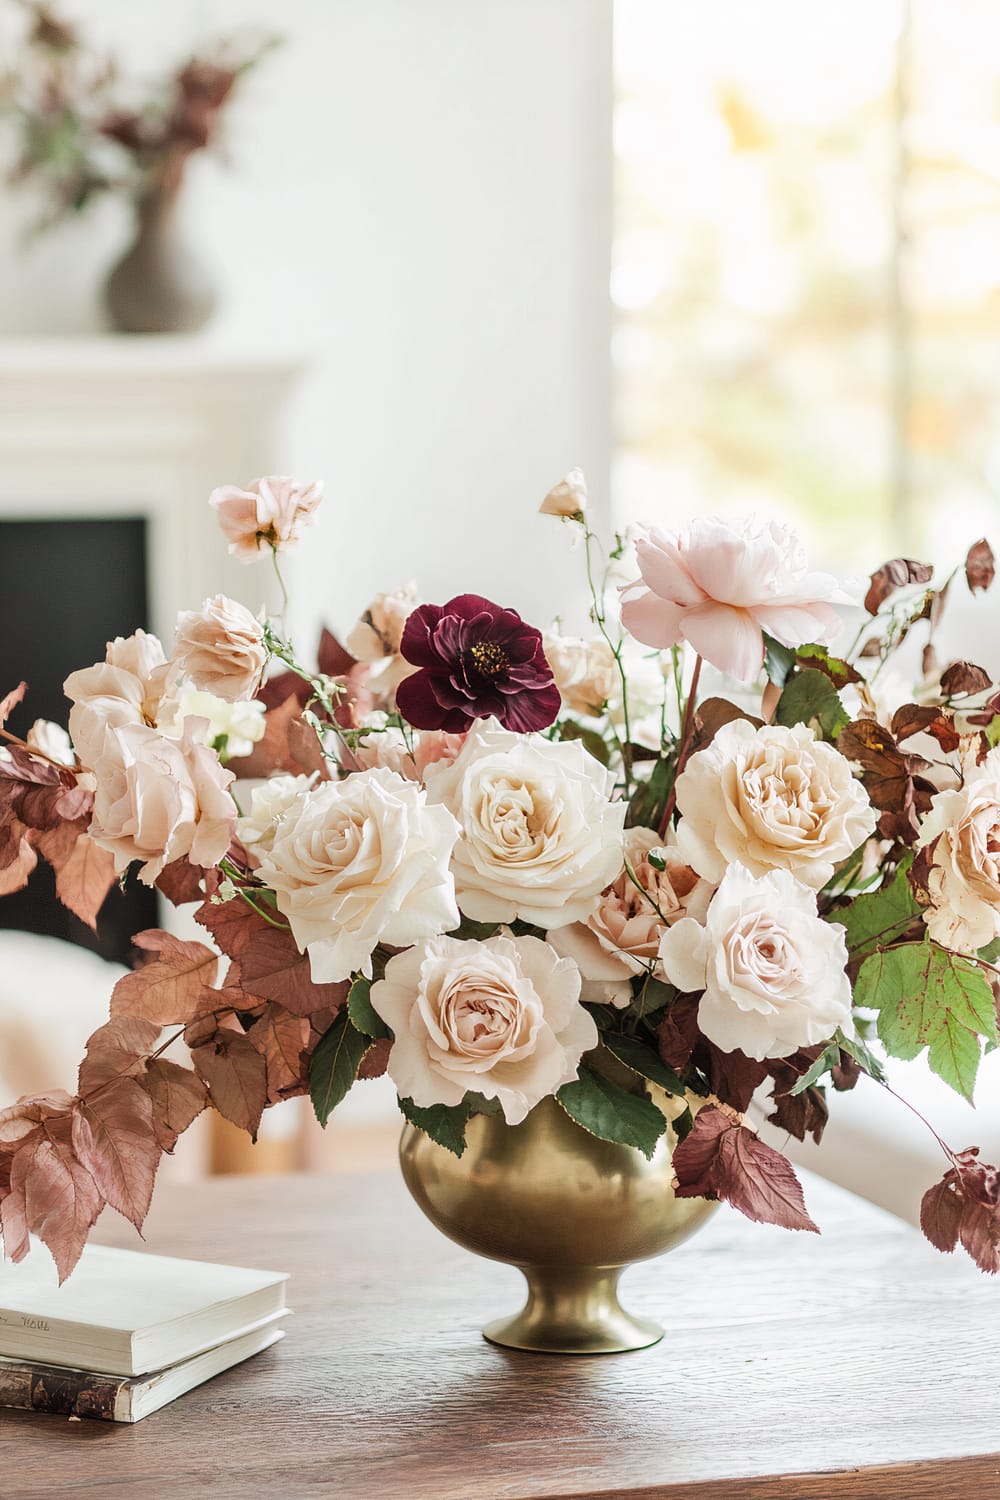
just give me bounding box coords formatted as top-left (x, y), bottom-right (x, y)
top-left (398, 1096), bottom-right (470, 1157)
top-left (788, 1041), bottom-right (841, 1096)
top-left (556, 1067), bottom-right (667, 1159)
top-left (763, 633), bottom-right (797, 687)
top-left (309, 1012), bottom-right (372, 1125)
top-left (670, 1104), bottom-right (694, 1141)
top-left (854, 941), bottom-right (996, 1098)
top-left (837, 858), bottom-right (921, 961)
top-left (626, 757), bottom-right (673, 831)
top-left (557, 718), bottom-right (611, 766)
top-left (601, 1034), bottom-right (685, 1096)
top-left (835, 1028), bottom-right (887, 1084)
top-left (464, 1091), bottom-right (503, 1117)
top-left (794, 643), bottom-right (862, 690)
top-left (775, 668), bottom-right (849, 740)
top-left (346, 974), bottom-right (390, 1040)
top-left (448, 914), bottom-right (502, 941)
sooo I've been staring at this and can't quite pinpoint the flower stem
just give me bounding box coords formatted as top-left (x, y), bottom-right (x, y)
top-left (658, 653), bottom-right (703, 838)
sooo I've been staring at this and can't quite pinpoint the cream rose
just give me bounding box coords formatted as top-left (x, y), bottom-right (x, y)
top-left (256, 767), bottom-right (460, 982)
top-left (370, 932), bottom-right (598, 1124)
top-left (423, 721), bottom-right (626, 929)
top-left (548, 827), bottom-right (713, 1006)
top-left (674, 719), bottom-right (876, 891)
top-left (915, 745), bottom-right (1000, 953)
top-left (89, 719), bottom-right (236, 884)
top-left (659, 864), bottom-right (852, 1061)
top-left (539, 468), bottom-right (587, 518)
top-left (346, 583), bottom-right (419, 663)
top-left (171, 595), bottom-right (268, 703)
top-left (542, 632), bottom-right (617, 717)
top-left (65, 630), bottom-right (171, 771)
top-left (236, 773), bottom-right (318, 854)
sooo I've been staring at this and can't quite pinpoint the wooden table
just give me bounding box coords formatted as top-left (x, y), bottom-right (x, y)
top-left (3, 1167), bottom-right (998, 1499)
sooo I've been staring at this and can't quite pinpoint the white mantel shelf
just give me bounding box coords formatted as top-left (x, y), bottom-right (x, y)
top-left (0, 337), bottom-right (309, 639)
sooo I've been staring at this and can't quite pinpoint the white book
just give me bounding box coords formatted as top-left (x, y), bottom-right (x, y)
top-left (0, 1321), bottom-right (286, 1423)
top-left (0, 1243), bottom-right (288, 1376)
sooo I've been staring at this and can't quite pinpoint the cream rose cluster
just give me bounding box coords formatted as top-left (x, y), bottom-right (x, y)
top-left (659, 864), bottom-right (852, 1060)
top-left (424, 721), bottom-right (626, 929)
top-left (256, 767), bottom-right (460, 982)
top-left (915, 746), bottom-right (1000, 953)
top-left (549, 827), bottom-right (712, 1005)
top-left (674, 719), bottom-right (876, 891)
top-left (371, 932), bottom-right (598, 1124)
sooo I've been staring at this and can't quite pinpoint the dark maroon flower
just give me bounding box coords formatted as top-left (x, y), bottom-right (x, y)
top-left (396, 593), bottom-right (561, 734)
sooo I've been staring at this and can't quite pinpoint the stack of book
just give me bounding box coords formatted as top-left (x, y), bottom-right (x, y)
top-left (0, 1243), bottom-right (288, 1423)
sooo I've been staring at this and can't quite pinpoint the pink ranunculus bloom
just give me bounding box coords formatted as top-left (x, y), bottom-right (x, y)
top-left (209, 476), bottom-right (324, 562)
top-left (619, 517), bottom-right (849, 682)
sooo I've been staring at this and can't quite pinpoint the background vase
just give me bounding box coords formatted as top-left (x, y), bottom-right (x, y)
top-left (399, 1085), bottom-right (717, 1355)
top-left (104, 183), bottom-right (218, 335)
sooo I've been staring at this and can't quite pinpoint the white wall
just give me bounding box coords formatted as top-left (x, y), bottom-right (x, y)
top-left (0, 0), bottom-right (612, 643)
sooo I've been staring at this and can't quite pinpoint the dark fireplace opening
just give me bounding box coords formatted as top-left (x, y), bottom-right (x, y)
top-left (0, 516), bottom-right (159, 963)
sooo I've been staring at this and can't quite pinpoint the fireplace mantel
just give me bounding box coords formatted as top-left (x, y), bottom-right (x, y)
top-left (0, 337), bottom-right (307, 636)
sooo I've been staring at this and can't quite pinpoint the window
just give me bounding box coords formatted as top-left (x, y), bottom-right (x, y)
top-left (613, 0), bottom-right (1000, 571)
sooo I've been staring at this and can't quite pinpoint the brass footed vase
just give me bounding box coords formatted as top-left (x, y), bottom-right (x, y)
top-left (399, 1086), bottom-right (716, 1355)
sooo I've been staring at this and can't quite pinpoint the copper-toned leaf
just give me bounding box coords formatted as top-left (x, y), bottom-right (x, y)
top-left (919, 1148), bottom-right (1000, 1272)
top-left (891, 704), bottom-right (961, 754)
top-left (0, 682), bottom-right (27, 727)
top-left (920, 1176), bottom-right (964, 1254)
top-left (940, 661), bottom-right (992, 699)
top-left (110, 930), bottom-right (219, 1026)
top-left (0, 1091), bottom-right (74, 1149)
top-left (864, 558), bottom-right (933, 615)
top-left (248, 1003), bottom-right (310, 1100)
top-left (966, 539), bottom-right (995, 595)
top-left (357, 1036), bottom-right (391, 1081)
top-left (0, 833), bottom-right (37, 895)
top-left (78, 1017), bottom-right (161, 1095)
top-left (156, 857), bottom-right (214, 908)
top-left (837, 719), bottom-right (936, 844)
top-left (191, 1030), bottom-right (268, 1138)
top-left (239, 925), bottom-right (349, 1018)
top-left (6, 1115), bottom-right (104, 1282)
top-left (767, 1062), bottom-right (829, 1145)
top-left (71, 1079), bottom-right (159, 1231)
top-left (657, 994), bottom-right (701, 1072)
top-left (672, 1105), bottom-right (819, 1232)
top-left (193, 891), bottom-right (272, 959)
top-left (705, 1044), bottom-right (768, 1115)
top-left (691, 697), bottom-right (763, 755)
top-left (141, 1059), bottom-right (209, 1152)
top-left (48, 833), bottom-right (116, 931)
top-left (229, 694), bottom-right (304, 778)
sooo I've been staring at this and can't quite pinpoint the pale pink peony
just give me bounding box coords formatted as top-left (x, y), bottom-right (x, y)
top-left (171, 595), bottom-right (268, 703)
top-left (370, 932), bottom-right (598, 1124)
top-left (209, 476), bottom-right (324, 562)
top-left (619, 517), bottom-right (848, 681)
top-left (88, 719), bottom-right (236, 884)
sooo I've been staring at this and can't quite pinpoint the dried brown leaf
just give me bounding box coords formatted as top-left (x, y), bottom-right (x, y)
top-left (248, 1003), bottom-right (310, 1100)
top-left (141, 1059), bottom-right (209, 1152)
top-left (239, 926), bottom-right (349, 1018)
top-left (191, 1030), bottom-right (268, 1138)
top-left (940, 660), bottom-right (992, 698)
top-left (110, 930), bottom-right (219, 1026)
top-left (5, 1114), bottom-right (104, 1281)
top-left (71, 1079), bottom-right (159, 1231)
top-left (965, 539), bottom-right (995, 595)
top-left (672, 1105), bottom-right (819, 1232)
top-left (78, 1017), bottom-right (161, 1095)
top-left (864, 558), bottom-right (933, 615)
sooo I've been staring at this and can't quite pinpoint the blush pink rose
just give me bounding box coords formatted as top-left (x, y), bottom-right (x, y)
top-left (171, 595), bottom-right (268, 703)
top-left (619, 517), bottom-right (848, 681)
top-left (88, 719), bottom-right (236, 884)
top-left (209, 476), bottom-right (324, 562)
top-left (64, 630), bottom-right (172, 771)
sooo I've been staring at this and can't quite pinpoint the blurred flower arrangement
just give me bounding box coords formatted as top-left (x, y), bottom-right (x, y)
top-left (1, 470), bottom-right (999, 1282)
top-left (1, 2), bottom-right (276, 232)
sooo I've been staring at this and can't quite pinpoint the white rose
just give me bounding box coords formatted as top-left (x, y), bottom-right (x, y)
top-left (26, 720), bottom-right (74, 767)
top-left (89, 719), bottom-right (236, 884)
top-left (171, 594), bottom-right (268, 703)
top-left (236, 773), bottom-right (318, 852)
top-left (674, 719), bottom-right (876, 891)
top-left (256, 767), bottom-right (460, 982)
top-left (157, 687), bottom-right (266, 760)
top-left (423, 720), bottom-right (626, 929)
top-left (371, 932), bottom-right (598, 1124)
top-left (916, 744), bottom-right (1000, 953)
top-left (346, 583), bottom-right (420, 662)
top-left (659, 864), bottom-right (852, 1061)
top-left (542, 632), bottom-right (617, 717)
top-left (548, 827), bottom-right (713, 1006)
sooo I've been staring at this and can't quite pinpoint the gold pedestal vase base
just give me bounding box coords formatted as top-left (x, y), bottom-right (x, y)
top-left (483, 1266), bottom-right (663, 1355)
top-left (400, 1086), bottom-right (717, 1356)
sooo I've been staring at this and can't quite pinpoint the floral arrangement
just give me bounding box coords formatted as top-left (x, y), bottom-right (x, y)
top-left (1, 2), bottom-right (276, 233)
top-left (2, 472), bottom-right (999, 1282)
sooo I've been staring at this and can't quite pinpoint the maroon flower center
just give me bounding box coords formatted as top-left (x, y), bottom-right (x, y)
top-left (466, 642), bottom-right (509, 680)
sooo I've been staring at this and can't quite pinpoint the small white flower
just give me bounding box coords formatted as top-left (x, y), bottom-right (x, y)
top-left (236, 773), bottom-right (317, 851)
top-left (157, 687), bottom-right (266, 760)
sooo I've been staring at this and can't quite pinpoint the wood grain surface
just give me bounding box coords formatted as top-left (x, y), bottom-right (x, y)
top-left (1, 1164), bottom-right (997, 1499)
